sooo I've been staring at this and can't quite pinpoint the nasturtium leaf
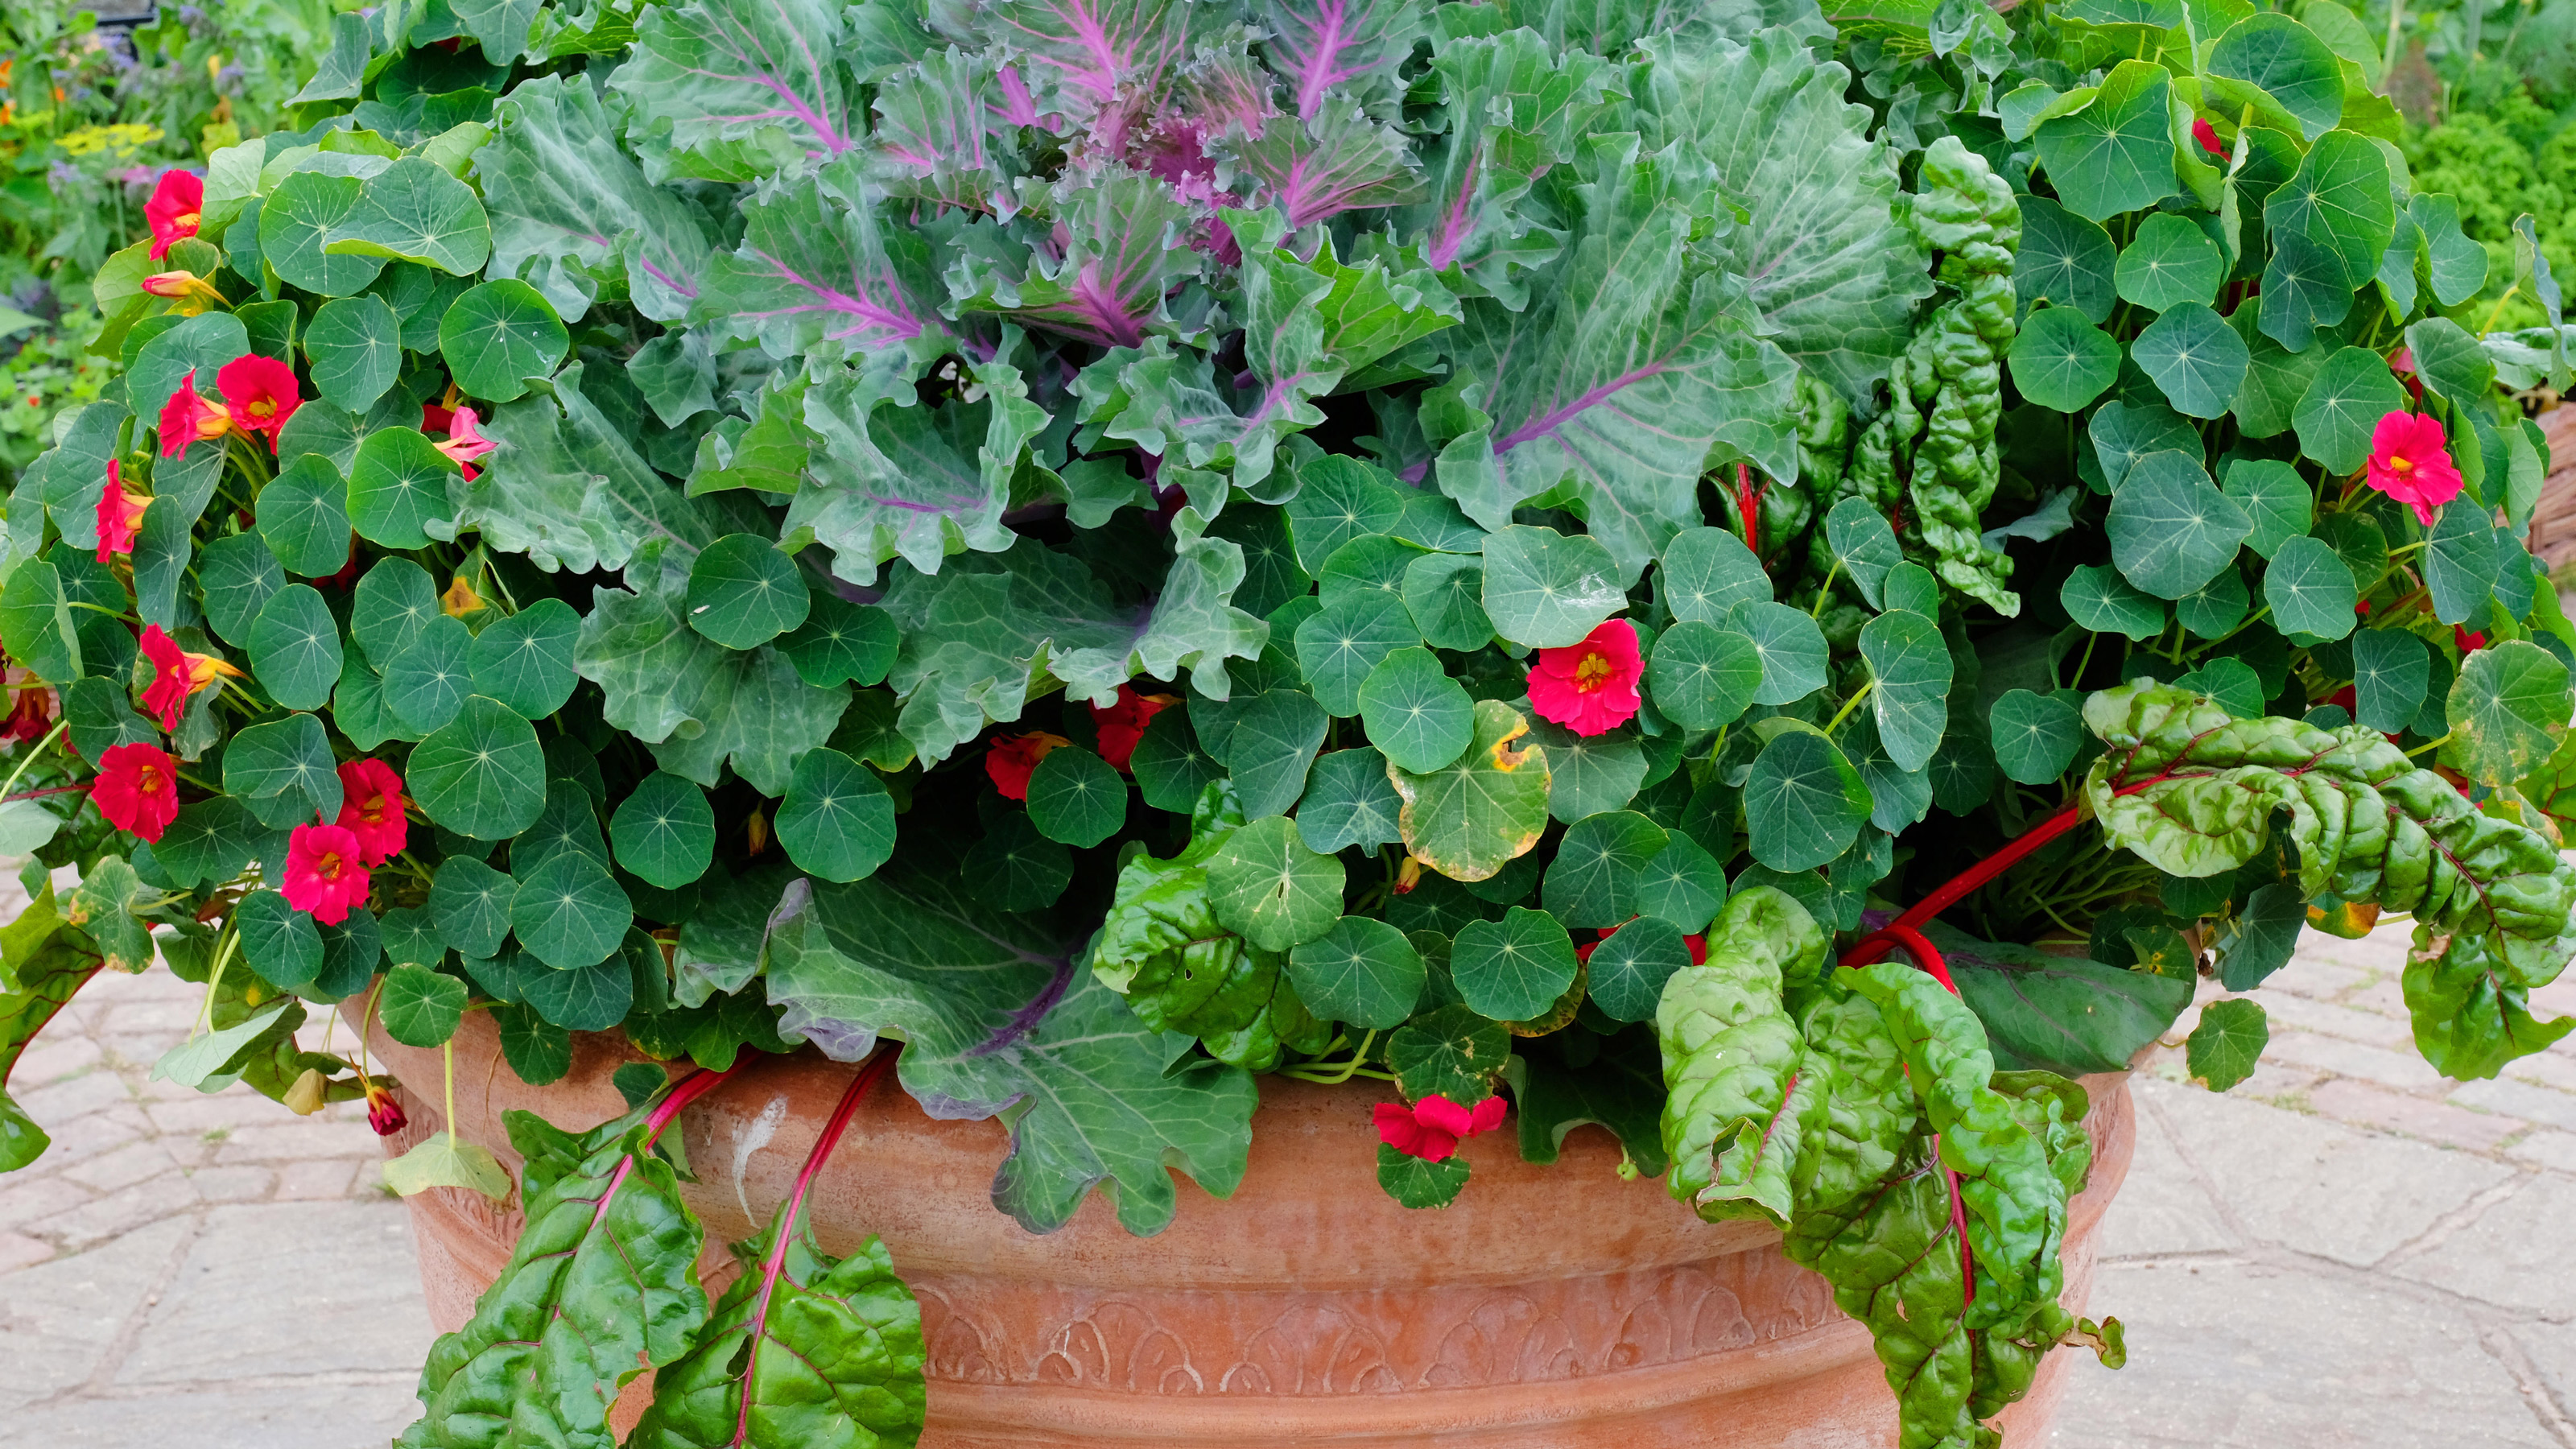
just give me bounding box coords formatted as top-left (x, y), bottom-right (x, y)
top-left (1401, 552), bottom-right (1493, 651)
top-left (1634, 832), bottom-right (1725, 934)
top-left (1286, 917), bottom-right (1424, 1030)
top-left (2425, 502), bottom-right (2498, 625)
top-left (1450, 906), bottom-right (1579, 1022)
top-left (1480, 525), bottom-right (1624, 647)
top-left (381, 962), bottom-right (470, 1048)
top-left (1587, 914), bottom-right (1694, 1022)
top-left (324, 155), bottom-right (493, 275)
top-left (1294, 591), bottom-right (1419, 716)
top-left (2293, 349), bottom-right (2409, 476)
top-left (776, 747), bottom-right (896, 881)
top-left (2186, 997), bottom-right (2269, 1091)
top-left (2088, 400), bottom-right (2199, 494)
top-left (1385, 1001), bottom-right (1510, 1105)
top-left (2107, 450), bottom-right (2252, 599)
top-left (2176, 565), bottom-right (2251, 639)
top-left (963, 809), bottom-right (1074, 913)
top-left (1023, 745), bottom-right (1127, 848)
top-left (152, 797), bottom-right (258, 889)
top-left (510, 847), bottom-right (634, 969)
top-left (1731, 601), bottom-right (1831, 706)
top-left (411, 696), bottom-right (547, 840)
top-left (2351, 627), bottom-right (2429, 734)
top-left (1224, 689), bottom-right (1329, 819)
top-left (196, 533), bottom-right (285, 648)
top-left (1131, 708), bottom-right (1227, 814)
top-left (1744, 729), bottom-right (1871, 872)
top-left (1358, 646), bottom-right (1475, 773)
top-left (1389, 699), bottom-right (1550, 883)
top-left (1284, 456), bottom-right (1409, 572)
top-left (609, 772), bottom-right (716, 890)
top-left (775, 595), bottom-right (897, 689)
top-left (440, 279), bottom-right (570, 403)
top-left (2263, 133), bottom-right (2395, 341)
top-left (2262, 535), bottom-right (2359, 640)
top-left (61, 678), bottom-right (156, 762)
top-left (1824, 497), bottom-right (1904, 609)
top-left (2116, 213), bottom-right (2224, 312)
top-left (1644, 620), bottom-right (1761, 731)
top-left (519, 954), bottom-right (635, 1030)
top-left (2443, 640), bottom-right (2572, 786)
top-left (1208, 815), bottom-right (1344, 952)
top-left (1527, 720), bottom-right (1645, 824)
top-left (467, 598), bottom-right (581, 719)
top-left (1208, 505), bottom-right (1310, 617)
top-left (514, 780), bottom-right (609, 875)
top-left (2031, 61), bottom-right (2178, 221)
top-left (2007, 307), bottom-right (2122, 411)
top-left (2231, 314), bottom-right (2331, 437)
top-left (2014, 196), bottom-right (2117, 323)
top-left (2132, 303), bottom-right (2248, 419)
top-left (1658, 527), bottom-right (1772, 625)
top-left (237, 890), bottom-right (324, 994)
top-left (2214, 882), bottom-right (2308, 992)
top-left (1319, 534), bottom-right (1421, 606)
top-left (352, 556), bottom-right (440, 665)
top-left (1990, 688), bottom-right (2084, 785)
top-left (384, 614), bottom-right (476, 733)
top-left (310, 910), bottom-right (382, 1000)
top-left (1543, 810), bottom-right (1669, 928)
top-left (685, 535), bottom-right (811, 650)
top-left (380, 906), bottom-right (444, 972)
top-left (2405, 317), bottom-right (2494, 411)
top-left (260, 171), bottom-right (389, 297)
top-left (246, 585), bottom-right (345, 713)
top-left (2173, 656), bottom-right (2266, 717)
top-left (1296, 747), bottom-right (1406, 854)
top-left (2222, 460), bottom-right (2311, 558)
top-left (1859, 610), bottom-right (1952, 774)
top-left (348, 427), bottom-right (460, 551)
top-left (303, 295), bottom-right (403, 414)
top-left (430, 854), bottom-right (516, 958)
top-left (127, 312), bottom-right (248, 440)
top-left (2413, 194), bottom-right (2489, 308)
top-left (2209, 14), bottom-right (2344, 141)
top-left (257, 454), bottom-right (357, 579)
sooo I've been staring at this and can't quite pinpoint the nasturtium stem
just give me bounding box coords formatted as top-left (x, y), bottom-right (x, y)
top-left (2406, 733), bottom-right (2451, 757)
top-left (1809, 557), bottom-right (1842, 618)
top-left (193, 922), bottom-right (241, 1040)
top-left (0, 720), bottom-right (68, 800)
top-left (1823, 679), bottom-right (1875, 737)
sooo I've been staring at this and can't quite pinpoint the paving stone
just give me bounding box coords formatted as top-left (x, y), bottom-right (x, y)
top-left (2143, 1077), bottom-right (2515, 1266)
top-left (16, 1068), bottom-right (137, 1127)
top-left (2501, 1048), bottom-right (2576, 1096)
top-left (210, 1119), bottom-right (381, 1165)
top-left (115, 1201), bottom-right (437, 1386)
top-left (0, 1380), bottom-right (426, 1449)
top-left (13, 1034), bottom-right (104, 1086)
top-left (274, 1158), bottom-right (359, 1201)
top-left (142, 1091), bottom-right (313, 1137)
top-left (60, 1139), bottom-right (186, 1195)
top-left (2052, 1259), bottom-right (2562, 1448)
top-left (2449, 1076), bottom-right (2576, 1133)
top-left (2509, 1318), bottom-right (2576, 1427)
top-left (2529, 974), bottom-right (2576, 1020)
top-left (24, 1174), bottom-right (203, 1251)
top-left (2304, 1079), bottom-right (2529, 1152)
top-left (184, 1166), bottom-right (275, 1203)
top-left (30, 1105), bottom-right (151, 1168)
top-left (2505, 1129), bottom-right (2576, 1174)
top-left (2388, 1172), bottom-right (2576, 1314)
top-left (0, 1229), bottom-right (52, 1272)
top-left (2253, 989), bottom-right (2421, 1050)
top-left (2263, 1030), bottom-right (2454, 1092)
top-left (0, 1215), bottom-right (192, 1412)
top-left (2094, 1093), bottom-right (2235, 1261)
top-left (0, 1174), bottom-right (93, 1232)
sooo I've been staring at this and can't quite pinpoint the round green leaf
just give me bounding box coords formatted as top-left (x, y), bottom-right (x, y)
top-left (1587, 914), bottom-right (1693, 1022)
top-left (1658, 526), bottom-right (1772, 625)
top-left (2209, 14), bottom-right (2345, 141)
top-left (1528, 720), bottom-right (1646, 824)
top-left (1481, 524), bottom-right (1624, 647)
top-left (2443, 640), bottom-right (2572, 786)
top-left (2262, 535), bottom-right (2359, 640)
top-left (1990, 689), bottom-right (2083, 784)
top-left (521, 954), bottom-right (634, 1030)
top-left (2174, 657), bottom-right (2266, 718)
top-left (685, 534), bottom-right (811, 650)
top-left (247, 584), bottom-right (345, 712)
top-left (1823, 497), bottom-right (1903, 609)
top-left (352, 556), bottom-right (440, 664)
top-left (1880, 563), bottom-right (1941, 619)
top-left (1449, 906), bottom-right (1579, 1022)
top-left (1294, 746), bottom-right (1405, 854)
top-left (1024, 745), bottom-right (1128, 847)
top-left (1130, 707), bottom-right (1226, 813)
top-left (237, 890), bottom-right (323, 993)
top-left (348, 427), bottom-right (460, 551)
top-left (468, 597), bottom-right (581, 719)
top-left (2089, 399), bottom-right (2200, 493)
top-left (257, 453), bottom-right (356, 578)
top-left (1744, 728), bottom-right (1871, 872)
top-left (379, 962), bottom-right (469, 1048)
top-left (430, 854), bottom-right (516, 957)
top-left (2176, 565), bottom-right (2251, 639)
top-left (221, 712), bottom-right (341, 824)
top-left (323, 156), bottom-right (493, 275)
top-left (1389, 699), bottom-right (1550, 882)
top-left (196, 532), bottom-right (285, 647)
top-left (411, 695), bottom-right (547, 840)
top-left (2293, 348), bottom-right (2409, 476)
top-left (2186, 997), bottom-right (2270, 1092)
top-left (2030, 61), bottom-right (2177, 221)
top-left (963, 810), bottom-right (1072, 912)
top-left (314, 911), bottom-right (383, 1000)
top-left (1210, 502), bottom-right (1311, 615)
top-left (1542, 810), bottom-right (1669, 929)
top-left (609, 771), bottom-right (716, 889)
top-left (258, 171), bottom-right (388, 297)
top-left (1732, 601), bottom-right (1830, 706)
top-left (2132, 302), bottom-right (2249, 419)
top-left (1208, 814), bottom-right (1344, 952)
top-left (1319, 533), bottom-right (1419, 606)
top-left (2351, 627), bottom-right (2430, 734)
top-left (1401, 552), bottom-right (1492, 651)
top-left (1644, 620), bottom-right (1761, 731)
top-left (1223, 688), bottom-right (1328, 818)
top-left (1634, 832), bottom-right (1725, 934)
top-left (1295, 592), bottom-right (1420, 717)
top-left (2114, 213), bottom-right (2224, 312)
top-left (440, 279), bottom-right (569, 403)
top-left (776, 747), bottom-right (896, 881)
top-left (384, 613), bottom-right (475, 733)
top-left (2106, 450), bottom-right (2252, 600)
top-left (2015, 195), bottom-right (2117, 324)
top-left (304, 295), bottom-right (403, 411)
top-left (2222, 459), bottom-right (2312, 558)
top-left (1286, 916), bottom-right (1425, 1030)
top-left (510, 848), bottom-right (634, 969)
top-left (776, 594), bottom-right (896, 688)
top-left (380, 906), bottom-right (445, 970)
top-left (2008, 307), bottom-right (2122, 411)
top-left (1859, 609), bottom-right (1953, 773)
top-left (1357, 646), bottom-right (1475, 774)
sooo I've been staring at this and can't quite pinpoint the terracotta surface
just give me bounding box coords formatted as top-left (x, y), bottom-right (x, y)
top-left (362, 1007), bottom-right (2133, 1447)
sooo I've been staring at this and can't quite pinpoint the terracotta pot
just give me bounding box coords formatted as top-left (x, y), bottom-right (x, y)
top-left (361, 1006), bottom-right (2133, 1447)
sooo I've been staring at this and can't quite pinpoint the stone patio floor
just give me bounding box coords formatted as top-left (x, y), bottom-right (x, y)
top-left (2, 878), bottom-right (2573, 1446)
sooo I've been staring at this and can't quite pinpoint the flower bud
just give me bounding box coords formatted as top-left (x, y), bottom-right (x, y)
top-left (364, 1081), bottom-right (407, 1137)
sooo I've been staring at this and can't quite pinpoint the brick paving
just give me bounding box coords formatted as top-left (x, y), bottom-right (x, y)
top-left (1, 865), bottom-right (2573, 1444)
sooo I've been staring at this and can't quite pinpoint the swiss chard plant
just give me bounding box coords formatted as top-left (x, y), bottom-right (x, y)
top-left (1, 0), bottom-right (2573, 1444)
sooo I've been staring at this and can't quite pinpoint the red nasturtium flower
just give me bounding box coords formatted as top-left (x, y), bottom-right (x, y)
top-left (1089, 683), bottom-right (1175, 772)
top-left (157, 369), bottom-right (232, 457)
top-left (333, 758), bottom-right (410, 865)
top-left (144, 169), bottom-right (203, 260)
top-left (0, 667), bottom-right (55, 745)
top-left (216, 353), bottom-right (301, 448)
top-left (1526, 618), bottom-right (1643, 737)
top-left (140, 270), bottom-right (224, 316)
top-left (2456, 625), bottom-right (2487, 654)
top-left (431, 404), bottom-right (497, 480)
top-left (985, 731), bottom-right (1070, 799)
top-left (283, 822), bottom-right (371, 924)
top-left (138, 623), bottom-right (242, 731)
top-left (2364, 410), bottom-right (2465, 527)
top-left (2191, 118), bottom-right (2226, 159)
top-left (91, 741), bottom-right (181, 843)
top-left (1373, 1094), bottom-right (1508, 1162)
top-left (363, 1080), bottom-right (407, 1136)
top-left (94, 460), bottom-right (149, 565)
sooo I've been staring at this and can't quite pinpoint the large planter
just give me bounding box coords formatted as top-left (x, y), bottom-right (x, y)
top-left (361, 1006), bottom-right (2134, 1447)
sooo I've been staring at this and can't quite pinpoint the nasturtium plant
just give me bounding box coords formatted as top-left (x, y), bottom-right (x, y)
top-left (2, 0), bottom-right (2571, 1445)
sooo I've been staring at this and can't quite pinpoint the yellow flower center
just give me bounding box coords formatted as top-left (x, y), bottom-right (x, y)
top-left (173, 210), bottom-right (198, 231)
top-left (1572, 649), bottom-right (1613, 692)
top-left (314, 850), bottom-right (344, 881)
top-left (2388, 454), bottom-right (2414, 475)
